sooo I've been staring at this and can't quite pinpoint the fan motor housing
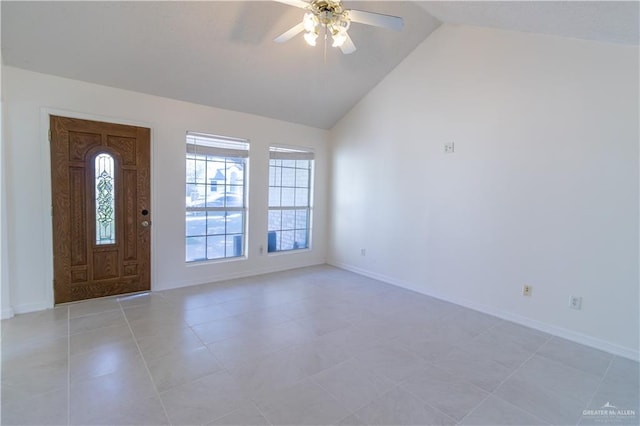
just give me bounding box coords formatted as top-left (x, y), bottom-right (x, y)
top-left (311, 0), bottom-right (344, 25)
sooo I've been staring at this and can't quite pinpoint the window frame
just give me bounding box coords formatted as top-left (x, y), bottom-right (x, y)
top-left (267, 146), bottom-right (314, 254)
top-left (185, 132), bottom-right (249, 263)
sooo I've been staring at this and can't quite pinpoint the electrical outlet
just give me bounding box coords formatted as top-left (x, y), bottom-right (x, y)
top-left (569, 296), bottom-right (582, 310)
top-left (444, 142), bottom-right (455, 154)
top-left (360, 248), bottom-right (366, 256)
top-left (522, 285), bottom-right (532, 296)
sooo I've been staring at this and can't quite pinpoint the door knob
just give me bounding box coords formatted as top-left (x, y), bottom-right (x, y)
top-left (141, 220), bottom-right (150, 228)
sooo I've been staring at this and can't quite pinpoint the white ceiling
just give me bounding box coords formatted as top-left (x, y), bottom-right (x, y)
top-left (418, 1), bottom-right (639, 46)
top-left (2, 1), bottom-right (638, 129)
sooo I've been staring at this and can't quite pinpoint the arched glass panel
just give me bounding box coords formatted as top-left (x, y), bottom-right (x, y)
top-left (95, 153), bottom-right (116, 245)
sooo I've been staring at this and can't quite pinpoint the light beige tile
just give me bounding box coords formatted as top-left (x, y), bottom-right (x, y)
top-left (234, 309), bottom-right (295, 329)
top-left (216, 297), bottom-right (273, 317)
top-left (161, 370), bottom-right (251, 425)
top-left (1, 307), bottom-right (68, 345)
top-left (591, 356), bottom-right (640, 414)
top-left (69, 324), bottom-right (134, 356)
top-left (208, 321), bottom-right (308, 369)
top-left (460, 395), bottom-right (548, 425)
top-left (1, 353), bottom-right (68, 406)
top-left (127, 312), bottom-right (188, 338)
top-left (70, 366), bottom-right (156, 410)
top-left (70, 340), bottom-right (143, 383)
top-left (350, 386), bottom-right (456, 425)
top-left (68, 296), bottom-right (121, 318)
top-left (315, 325), bottom-right (380, 356)
top-left (209, 402), bottom-right (270, 425)
top-left (606, 355), bottom-right (639, 383)
top-left (353, 343), bottom-right (430, 383)
top-left (2, 334), bottom-right (68, 365)
top-left (510, 355), bottom-right (602, 404)
top-left (461, 328), bottom-right (534, 370)
top-left (537, 337), bottom-right (613, 376)
top-left (136, 325), bottom-right (205, 362)
top-left (494, 356), bottom-right (601, 425)
top-left (1, 388), bottom-right (68, 426)
top-left (191, 316), bottom-right (254, 344)
top-left (69, 309), bottom-right (127, 335)
top-left (400, 365), bottom-right (489, 421)
top-left (123, 303), bottom-right (187, 326)
top-left (0, 266), bottom-right (631, 426)
top-left (433, 347), bottom-right (512, 392)
top-left (117, 291), bottom-right (167, 309)
top-left (451, 309), bottom-right (503, 335)
top-left (259, 378), bottom-right (350, 425)
top-left (70, 394), bottom-right (169, 425)
top-left (392, 335), bottom-right (460, 363)
top-left (183, 304), bottom-right (235, 326)
top-left (338, 413), bottom-right (367, 425)
top-left (147, 346), bottom-right (222, 392)
top-left (492, 320), bottom-right (551, 352)
top-left (294, 309), bottom-right (352, 336)
top-left (162, 289), bottom-right (222, 311)
top-left (312, 357), bottom-right (395, 412)
top-left (228, 347), bottom-right (312, 402)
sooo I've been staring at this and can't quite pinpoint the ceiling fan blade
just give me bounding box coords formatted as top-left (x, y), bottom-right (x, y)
top-left (348, 9), bottom-right (404, 31)
top-left (340, 33), bottom-right (356, 54)
top-left (273, 0), bottom-right (310, 10)
top-left (274, 22), bottom-right (305, 43)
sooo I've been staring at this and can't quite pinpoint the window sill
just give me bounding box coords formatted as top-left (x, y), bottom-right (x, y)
top-left (185, 255), bottom-right (248, 266)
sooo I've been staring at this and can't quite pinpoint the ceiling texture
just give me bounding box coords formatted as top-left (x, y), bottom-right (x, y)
top-left (2, 1), bottom-right (638, 129)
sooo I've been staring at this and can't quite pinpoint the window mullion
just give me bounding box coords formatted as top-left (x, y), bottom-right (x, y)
top-left (186, 132), bottom-right (248, 262)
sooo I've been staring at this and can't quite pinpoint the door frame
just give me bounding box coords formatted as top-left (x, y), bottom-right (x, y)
top-left (41, 108), bottom-right (155, 307)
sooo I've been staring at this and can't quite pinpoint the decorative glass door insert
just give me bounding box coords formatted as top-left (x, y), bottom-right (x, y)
top-left (95, 153), bottom-right (116, 245)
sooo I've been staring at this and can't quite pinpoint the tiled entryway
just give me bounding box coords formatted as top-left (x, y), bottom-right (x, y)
top-left (2, 265), bottom-right (638, 425)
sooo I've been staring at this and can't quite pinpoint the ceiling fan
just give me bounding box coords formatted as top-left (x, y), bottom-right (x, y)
top-left (274, 0), bottom-right (404, 54)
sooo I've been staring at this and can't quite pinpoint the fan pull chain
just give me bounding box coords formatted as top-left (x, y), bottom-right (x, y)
top-left (323, 26), bottom-right (328, 64)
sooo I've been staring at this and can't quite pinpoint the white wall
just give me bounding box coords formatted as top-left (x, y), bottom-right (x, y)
top-left (1, 15), bottom-right (13, 318)
top-left (2, 66), bottom-right (328, 314)
top-left (329, 24), bottom-right (639, 360)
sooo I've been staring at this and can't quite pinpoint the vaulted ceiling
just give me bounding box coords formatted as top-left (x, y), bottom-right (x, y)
top-left (2, 1), bottom-right (638, 129)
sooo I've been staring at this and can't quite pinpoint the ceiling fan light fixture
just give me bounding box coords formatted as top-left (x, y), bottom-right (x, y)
top-left (274, 0), bottom-right (404, 55)
top-left (303, 12), bottom-right (318, 32)
top-left (331, 31), bottom-right (347, 47)
top-left (334, 14), bottom-right (351, 32)
top-left (303, 30), bottom-right (318, 46)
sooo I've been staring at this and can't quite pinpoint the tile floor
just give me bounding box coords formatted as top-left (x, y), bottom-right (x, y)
top-left (1, 265), bottom-right (638, 425)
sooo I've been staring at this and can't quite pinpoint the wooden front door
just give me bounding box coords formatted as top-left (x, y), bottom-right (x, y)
top-left (50, 115), bottom-right (151, 304)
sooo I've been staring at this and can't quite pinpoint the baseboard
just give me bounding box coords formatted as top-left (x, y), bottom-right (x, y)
top-left (155, 259), bottom-right (327, 292)
top-left (1, 307), bottom-right (15, 319)
top-left (12, 301), bottom-right (53, 315)
top-left (328, 260), bottom-right (640, 362)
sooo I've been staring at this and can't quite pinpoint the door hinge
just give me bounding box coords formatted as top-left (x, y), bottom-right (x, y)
top-left (51, 205), bottom-right (54, 216)
top-left (48, 129), bottom-right (51, 142)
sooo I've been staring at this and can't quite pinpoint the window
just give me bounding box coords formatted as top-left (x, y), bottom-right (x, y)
top-left (95, 153), bottom-right (116, 245)
top-left (268, 147), bottom-right (314, 252)
top-left (185, 132), bottom-right (248, 262)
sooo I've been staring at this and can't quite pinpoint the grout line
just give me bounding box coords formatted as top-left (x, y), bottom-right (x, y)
top-left (253, 401), bottom-right (274, 426)
top-left (119, 300), bottom-right (173, 426)
top-left (331, 380), bottom-right (405, 425)
top-left (454, 331), bottom-right (553, 425)
top-left (309, 357), bottom-right (364, 421)
top-left (168, 301), bottom-right (278, 426)
top-left (578, 356), bottom-right (615, 426)
top-left (189, 320), bottom-right (277, 426)
top-left (33, 269), bottom-right (624, 426)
